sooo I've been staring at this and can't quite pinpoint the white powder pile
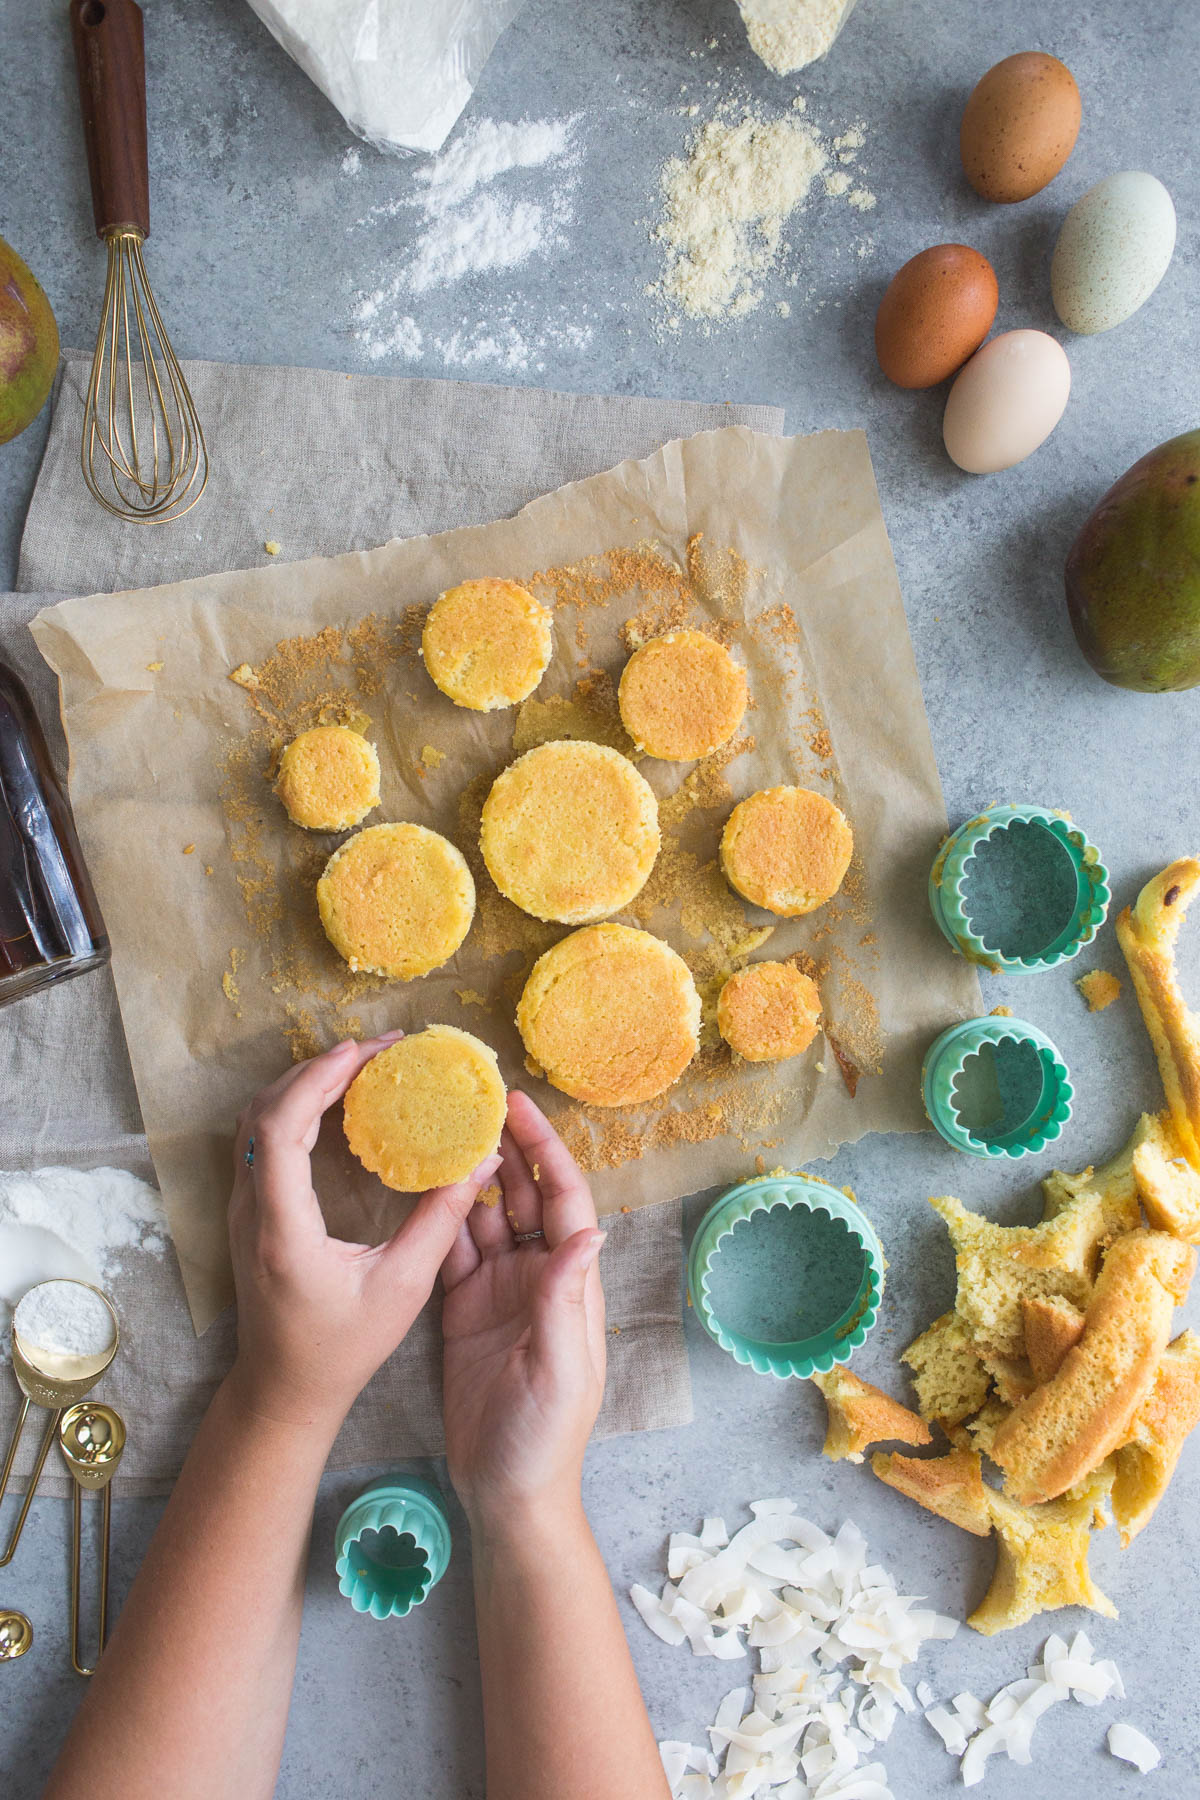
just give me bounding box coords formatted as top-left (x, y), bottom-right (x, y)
top-left (14, 1281), bottom-right (115, 1362)
top-left (0, 1166), bottom-right (166, 1361)
top-left (736, 0), bottom-right (858, 76)
top-left (352, 114), bottom-right (582, 365)
top-left (650, 102), bottom-right (875, 326)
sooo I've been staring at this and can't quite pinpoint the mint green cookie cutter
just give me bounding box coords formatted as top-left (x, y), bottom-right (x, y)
top-left (929, 803), bottom-right (1110, 973)
top-left (687, 1176), bottom-right (884, 1379)
top-left (334, 1475), bottom-right (451, 1620)
top-left (923, 1016), bottom-right (1073, 1159)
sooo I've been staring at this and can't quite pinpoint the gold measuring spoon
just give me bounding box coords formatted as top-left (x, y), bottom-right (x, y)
top-left (0, 1608), bottom-right (33, 1661)
top-left (59, 1403), bottom-right (126, 1677)
top-left (0, 1282), bottom-right (119, 1566)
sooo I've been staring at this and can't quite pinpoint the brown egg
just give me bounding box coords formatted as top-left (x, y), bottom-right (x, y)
top-left (874, 245), bottom-right (999, 389)
top-left (960, 52), bottom-right (1081, 203)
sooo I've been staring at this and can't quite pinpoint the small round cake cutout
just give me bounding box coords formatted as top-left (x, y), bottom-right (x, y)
top-left (721, 786), bottom-right (853, 917)
top-left (617, 630), bottom-right (748, 761)
top-left (275, 725), bottom-right (381, 831)
top-left (717, 961), bottom-right (822, 1062)
top-left (480, 740), bottom-right (660, 924)
top-left (344, 1025), bottom-right (506, 1191)
top-left (517, 923), bottom-right (700, 1107)
top-left (317, 822), bottom-right (475, 979)
top-left (422, 577), bottom-right (552, 711)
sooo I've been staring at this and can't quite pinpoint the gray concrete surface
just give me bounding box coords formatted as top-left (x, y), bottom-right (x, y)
top-left (3, 0), bottom-right (1200, 1793)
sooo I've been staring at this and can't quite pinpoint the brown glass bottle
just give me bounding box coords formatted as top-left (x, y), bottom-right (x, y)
top-left (0, 662), bottom-right (109, 1008)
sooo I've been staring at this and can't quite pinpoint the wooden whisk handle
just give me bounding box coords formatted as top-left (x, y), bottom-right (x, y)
top-left (70, 0), bottom-right (150, 240)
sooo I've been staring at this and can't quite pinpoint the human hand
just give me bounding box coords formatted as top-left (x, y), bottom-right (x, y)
top-left (440, 1090), bottom-right (607, 1529)
top-left (227, 1035), bottom-right (502, 1436)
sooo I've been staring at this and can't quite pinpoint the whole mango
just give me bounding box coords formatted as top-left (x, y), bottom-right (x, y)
top-left (1065, 429), bottom-right (1200, 691)
top-left (0, 236), bottom-right (59, 444)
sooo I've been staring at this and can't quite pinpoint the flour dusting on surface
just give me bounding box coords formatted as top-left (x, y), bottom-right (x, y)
top-left (0, 1166), bottom-right (167, 1359)
top-left (351, 115), bottom-right (583, 365)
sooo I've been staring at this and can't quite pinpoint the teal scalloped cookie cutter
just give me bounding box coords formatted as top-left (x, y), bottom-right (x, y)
top-left (929, 803), bottom-right (1110, 973)
top-left (923, 1016), bottom-right (1074, 1159)
top-left (334, 1475), bottom-right (452, 1620)
top-left (687, 1176), bottom-right (884, 1379)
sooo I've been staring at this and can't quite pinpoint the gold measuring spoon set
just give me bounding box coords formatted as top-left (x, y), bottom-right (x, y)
top-left (0, 1280), bottom-right (126, 1674)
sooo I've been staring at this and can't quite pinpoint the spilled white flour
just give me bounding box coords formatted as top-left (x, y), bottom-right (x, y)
top-left (350, 94), bottom-right (876, 366)
top-left (357, 310), bottom-right (594, 375)
top-left (14, 1281), bottom-right (116, 1362)
top-left (352, 115), bottom-right (583, 365)
top-left (0, 1166), bottom-right (166, 1361)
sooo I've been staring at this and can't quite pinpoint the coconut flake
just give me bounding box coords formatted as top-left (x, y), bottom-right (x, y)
top-left (1107, 1723), bottom-right (1161, 1773)
top-left (632, 1501), bottom-right (955, 1800)
top-left (925, 1707), bottom-right (968, 1756)
top-left (631, 1582), bottom-right (687, 1646)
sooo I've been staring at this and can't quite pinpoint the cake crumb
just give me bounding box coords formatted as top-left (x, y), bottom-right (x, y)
top-left (1077, 969), bottom-right (1122, 1013)
top-left (146, 660), bottom-right (163, 672)
top-left (264, 540), bottom-right (281, 556)
top-left (620, 1204), bottom-right (632, 1213)
top-left (477, 1184), bottom-right (501, 1209)
top-left (989, 1004), bottom-right (1014, 1017)
top-left (229, 663), bottom-right (260, 690)
top-left (420, 744), bottom-right (446, 769)
top-left (182, 843), bottom-right (196, 855)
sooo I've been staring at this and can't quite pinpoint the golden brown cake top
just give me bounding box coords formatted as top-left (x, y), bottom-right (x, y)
top-left (717, 960), bottom-right (821, 1062)
top-left (618, 629), bottom-right (748, 761)
top-left (516, 922), bottom-right (700, 1107)
top-left (720, 785), bottom-right (853, 917)
top-left (480, 740), bottom-right (659, 924)
top-left (422, 577), bottom-right (552, 711)
top-left (317, 822), bottom-right (475, 980)
top-left (343, 1024), bottom-right (506, 1192)
top-left (274, 725), bottom-right (381, 831)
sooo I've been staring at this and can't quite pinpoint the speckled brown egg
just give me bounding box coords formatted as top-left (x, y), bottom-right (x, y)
top-left (874, 245), bottom-right (999, 389)
top-left (960, 52), bottom-right (1081, 203)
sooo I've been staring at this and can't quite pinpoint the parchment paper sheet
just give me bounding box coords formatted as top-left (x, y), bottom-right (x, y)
top-left (32, 425), bottom-right (979, 1338)
top-left (8, 362), bottom-right (794, 1494)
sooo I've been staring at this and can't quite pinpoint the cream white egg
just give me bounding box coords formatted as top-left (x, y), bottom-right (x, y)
top-left (943, 330), bottom-right (1071, 474)
top-left (1052, 171), bottom-right (1176, 335)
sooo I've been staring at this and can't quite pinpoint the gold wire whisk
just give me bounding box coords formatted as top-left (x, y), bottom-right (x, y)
top-left (72, 0), bottom-right (208, 525)
top-left (82, 227), bottom-right (208, 523)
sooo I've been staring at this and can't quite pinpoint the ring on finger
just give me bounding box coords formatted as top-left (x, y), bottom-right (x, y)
top-left (512, 1228), bottom-right (545, 1246)
top-left (244, 1136), bottom-right (256, 1168)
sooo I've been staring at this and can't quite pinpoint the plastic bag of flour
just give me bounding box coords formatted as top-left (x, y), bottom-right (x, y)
top-left (246, 0), bottom-right (527, 155)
